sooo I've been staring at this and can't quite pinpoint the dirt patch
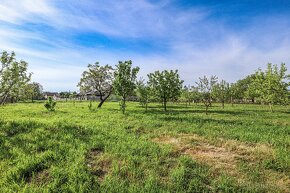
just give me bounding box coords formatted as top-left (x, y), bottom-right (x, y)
top-left (27, 169), bottom-right (50, 185)
top-left (86, 148), bottom-right (111, 182)
top-left (153, 134), bottom-right (289, 192)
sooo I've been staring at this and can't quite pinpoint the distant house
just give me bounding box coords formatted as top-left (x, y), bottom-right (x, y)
top-left (43, 92), bottom-right (60, 100)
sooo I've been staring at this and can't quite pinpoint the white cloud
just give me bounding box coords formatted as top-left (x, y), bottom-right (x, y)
top-left (0, 1), bottom-right (289, 91)
top-left (0, 0), bottom-right (55, 24)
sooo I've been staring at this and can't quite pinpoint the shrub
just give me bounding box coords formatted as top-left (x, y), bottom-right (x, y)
top-left (44, 97), bottom-right (56, 111)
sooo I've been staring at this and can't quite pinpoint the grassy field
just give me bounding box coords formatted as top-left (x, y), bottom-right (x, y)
top-left (0, 101), bottom-right (289, 192)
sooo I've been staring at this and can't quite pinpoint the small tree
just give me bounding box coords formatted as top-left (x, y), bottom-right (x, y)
top-left (136, 79), bottom-right (151, 112)
top-left (181, 85), bottom-right (196, 107)
top-left (228, 83), bottom-right (237, 106)
top-left (191, 86), bottom-right (201, 104)
top-left (213, 80), bottom-right (230, 109)
top-left (148, 70), bottom-right (183, 111)
top-left (78, 62), bottom-right (114, 108)
top-left (44, 96), bottom-right (56, 111)
top-left (113, 60), bottom-right (139, 114)
top-left (24, 82), bottom-right (43, 102)
top-left (196, 75), bottom-right (218, 114)
top-left (252, 63), bottom-right (289, 112)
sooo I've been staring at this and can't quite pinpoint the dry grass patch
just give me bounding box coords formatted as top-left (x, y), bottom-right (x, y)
top-left (153, 134), bottom-right (290, 192)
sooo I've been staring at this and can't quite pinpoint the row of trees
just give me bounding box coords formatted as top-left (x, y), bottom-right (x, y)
top-left (78, 61), bottom-right (186, 113)
top-left (1, 50), bottom-right (289, 113)
top-left (78, 60), bottom-right (289, 113)
top-left (0, 51), bottom-right (44, 105)
top-left (178, 64), bottom-right (289, 113)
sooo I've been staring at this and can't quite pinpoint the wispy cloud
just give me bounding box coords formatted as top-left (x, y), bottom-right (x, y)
top-left (0, 0), bottom-right (289, 91)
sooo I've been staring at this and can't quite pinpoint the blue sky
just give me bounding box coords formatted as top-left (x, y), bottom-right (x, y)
top-left (0, 0), bottom-right (290, 91)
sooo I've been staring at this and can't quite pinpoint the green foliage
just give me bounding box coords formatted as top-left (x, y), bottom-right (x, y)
top-left (23, 82), bottom-right (43, 102)
top-left (0, 51), bottom-right (32, 105)
top-left (148, 70), bottom-right (183, 111)
top-left (44, 96), bottom-right (56, 111)
top-left (88, 100), bottom-right (93, 111)
top-left (78, 62), bottom-right (114, 108)
top-left (213, 80), bottom-right (230, 108)
top-left (252, 63), bottom-right (289, 112)
top-left (59, 91), bottom-right (71, 102)
top-left (136, 79), bottom-right (151, 111)
top-left (113, 60), bottom-right (139, 113)
top-left (196, 75), bottom-right (218, 114)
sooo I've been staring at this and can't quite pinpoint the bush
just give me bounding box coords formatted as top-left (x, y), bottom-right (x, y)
top-left (44, 97), bottom-right (56, 111)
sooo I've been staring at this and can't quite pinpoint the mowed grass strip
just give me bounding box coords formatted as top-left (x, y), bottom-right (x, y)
top-left (0, 101), bottom-right (289, 192)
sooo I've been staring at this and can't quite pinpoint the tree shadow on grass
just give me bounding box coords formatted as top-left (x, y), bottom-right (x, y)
top-left (130, 106), bottom-right (249, 116)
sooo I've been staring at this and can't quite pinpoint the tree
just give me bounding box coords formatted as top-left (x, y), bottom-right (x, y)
top-left (113, 60), bottom-right (139, 114)
top-left (228, 83), bottom-right (237, 106)
top-left (136, 79), bottom-right (151, 112)
top-left (181, 85), bottom-right (196, 107)
top-left (78, 62), bottom-right (114, 108)
top-left (59, 91), bottom-right (70, 101)
top-left (231, 74), bottom-right (257, 103)
top-left (196, 75), bottom-right (218, 114)
top-left (148, 70), bottom-right (183, 111)
top-left (252, 63), bottom-right (289, 112)
top-left (24, 82), bottom-right (43, 102)
top-left (0, 51), bottom-right (31, 105)
top-left (213, 80), bottom-right (230, 109)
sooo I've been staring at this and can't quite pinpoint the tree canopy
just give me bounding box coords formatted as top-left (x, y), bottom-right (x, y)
top-left (113, 60), bottom-right (139, 113)
top-left (0, 51), bottom-right (31, 105)
top-left (148, 70), bottom-right (183, 111)
top-left (78, 62), bottom-right (114, 108)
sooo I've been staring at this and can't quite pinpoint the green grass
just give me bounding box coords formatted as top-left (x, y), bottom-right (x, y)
top-left (0, 101), bottom-right (289, 192)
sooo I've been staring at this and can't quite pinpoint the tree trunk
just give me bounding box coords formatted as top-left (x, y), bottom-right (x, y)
top-left (269, 103), bottom-right (273, 113)
top-left (0, 94), bottom-right (8, 105)
top-left (97, 90), bottom-right (112, 108)
top-left (205, 105), bottom-right (208, 115)
top-left (231, 96), bottom-right (234, 107)
top-left (163, 98), bottom-right (167, 111)
top-left (122, 98), bottom-right (126, 114)
top-left (222, 100), bottom-right (224, 109)
top-left (145, 103), bottom-right (148, 112)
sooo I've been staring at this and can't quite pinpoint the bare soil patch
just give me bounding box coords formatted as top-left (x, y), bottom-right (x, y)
top-left (86, 148), bottom-right (111, 182)
top-left (27, 169), bottom-right (50, 185)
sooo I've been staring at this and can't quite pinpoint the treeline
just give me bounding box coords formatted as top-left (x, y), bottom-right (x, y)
top-left (179, 64), bottom-right (290, 113)
top-left (1, 51), bottom-right (289, 113)
top-left (78, 60), bottom-right (289, 113)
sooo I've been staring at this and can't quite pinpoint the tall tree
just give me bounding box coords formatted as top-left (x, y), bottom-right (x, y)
top-left (0, 51), bottom-right (31, 105)
top-left (113, 60), bottom-right (139, 113)
top-left (196, 75), bottom-right (218, 114)
top-left (252, 63), bottom-right (289, 112)
top-left (78, 62), bottom-right (114, 108)
top-left (148, 70), bottom-right (183, 111)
